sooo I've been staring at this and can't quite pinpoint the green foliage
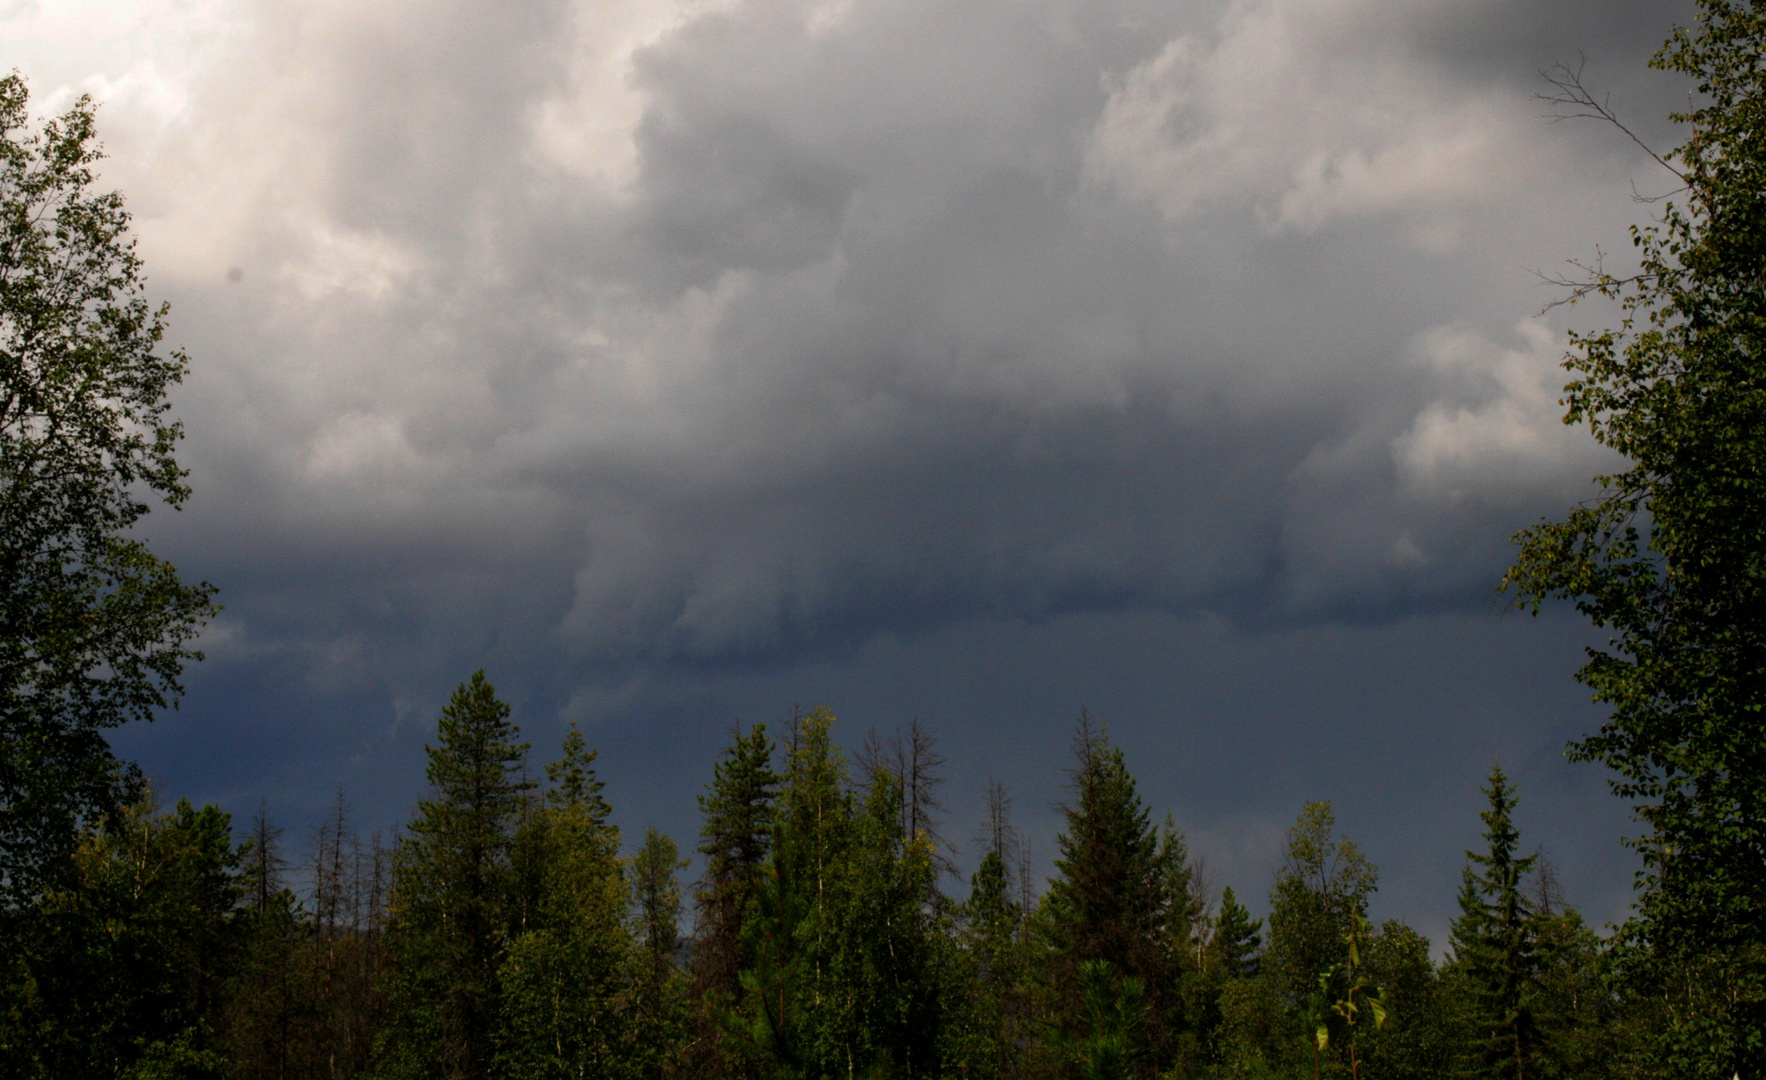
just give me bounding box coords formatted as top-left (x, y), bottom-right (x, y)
top-left (705, 709), bottom-right (958, 1079)
top-left (1264, 803), bottom-right (1377, 1014)
top-left (628, 828), bottom-right (691, 1080)
top-left (945, 782), bottom-right (1034, 1080)
top-left (0, 689), bottom-right (1650, 1080)
top-left (1526, 905), bottom-right (1615, 1080)
top-left (1505, 4), bottom-right (1766, 1074)
top-left (1446, 767), bottom-right (1541, 1080)
top-left (496, 735), bottom-right (637, 1078)
top-left (0, 73), bottom-right (217, 913)
top-left (632, 827), bottom-right (686, 979)
top-left (1212, 889), bottom-right (1263, 981)
top-left (1327, 913), bottom-right (1389, 1080)
top-left (1040, 713), bottom-right (1195, 1075)
top-left (693, 721), bottom-right (779, 1022)
top-left (377, 672), bottom-right (533, 1080)
top-left (1232, 804), bottom-right (1383, 1080)
top-left (1358, 922), bottom-right (1452, 1080)
top-left (717, 709), bottom-right (844, 1078)
top-left (1053, 960), bottom-right (1144, 1080)
top-left (0, 791), bottom-right (243, 1080)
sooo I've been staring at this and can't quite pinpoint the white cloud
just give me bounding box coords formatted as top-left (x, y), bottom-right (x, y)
top-left (1084, 0), bottom-right (1535, 246)
top-left (1394, 321), bottom-right (1617, 505)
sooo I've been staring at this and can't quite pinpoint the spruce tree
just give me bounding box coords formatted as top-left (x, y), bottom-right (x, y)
top-left (1171, 886), bottom-right (1263, 1076)
top-left (724, 708), bottom-right (848, 1077)
top-left (1040, 713), bottom-right (1178, 1076)
top-left (378, 672), bottom-right (532, 1080)
top-left (837, 757), bottom-right (946, 1077)
top-left (1211, 888), bottom-right (1263, 980)
top-left (1448, 765), bottom-right (1541, 1080)
top-left (692, 723), bottom-right (778, 1009)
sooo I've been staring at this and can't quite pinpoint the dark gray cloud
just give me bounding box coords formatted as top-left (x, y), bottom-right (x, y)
top-left (15, 0), bottom-right (1695, 929)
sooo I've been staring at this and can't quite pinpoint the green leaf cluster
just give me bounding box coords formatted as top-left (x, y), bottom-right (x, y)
top-left (1505, 4), bottom-right (1766, 1074)
top-left (0, 72), bottom-right (216, 915)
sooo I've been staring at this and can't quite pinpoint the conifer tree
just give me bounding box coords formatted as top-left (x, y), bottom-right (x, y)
top-left (1212, 888), bottom-right (1263, 980)
top-left (629, 827), bottom-right (690, 1080)
top-left (495, 725), bottom-right (636, 1080)
top-left (1448, 765), bottom-right (1542, 1080)
top-left (1040, 714), bottom-right (1180, 1075)
top-left (838, 759), bottom-right (946, 1076)
top-left (633, 827), bottom-right (686, 980)
top-left (692, 723), bottom-right (778, 1010)
top-left (949, 780), bottom-right (1032, 1080)
top-left (1053, 959), bottom-right (1146, 1080)
top-left (2, 791), bottom-right (243, 1080)
top-left (378, 672), bottom-right (532, 1080)
top-left (722, 708), bottom-right (847, 1077)
top-left (1523, 868), bottom-right (1611, 1080)
top-left (222, 802), bottom-right (303, 1080)
top-left (1172, 885), bottom-right (1263, 1075)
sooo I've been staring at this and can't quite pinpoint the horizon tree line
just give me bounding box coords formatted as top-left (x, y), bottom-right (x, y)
top-left (0, 670), bottom-right (1628, 1080)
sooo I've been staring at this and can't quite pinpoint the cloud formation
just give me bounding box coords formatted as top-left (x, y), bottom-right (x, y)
top-left (9, 0), bottom-right (1694, 921)
top-left (33, 0), bottom-right (1661, 662)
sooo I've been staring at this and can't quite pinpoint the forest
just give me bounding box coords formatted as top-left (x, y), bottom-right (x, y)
top-left (4, 1), bottom-right (1766, 1077)
top-left (0, 676), bottom-right (1635, 1080)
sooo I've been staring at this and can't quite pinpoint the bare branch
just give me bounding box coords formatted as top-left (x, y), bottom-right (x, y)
top-left (1537, 56), bottom-right (1687, 186)
top-left (1528, 244), bottom-right (1661, 314)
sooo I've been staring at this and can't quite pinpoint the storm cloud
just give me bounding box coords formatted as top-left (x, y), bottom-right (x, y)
top-left (12, 0), bottom-right (1696, 937)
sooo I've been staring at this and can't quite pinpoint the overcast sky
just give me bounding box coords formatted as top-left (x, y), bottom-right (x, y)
top-left (9, 0), bottom-right (1698, 943)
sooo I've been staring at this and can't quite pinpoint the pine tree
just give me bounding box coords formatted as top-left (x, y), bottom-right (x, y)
top-left (1039, 713), bottom-right (1179, 1076)
top-left (1448, 766), bottom-right (1541, 1080)
top-left (1053, 960), bottom-right (1146, 1080)
top-left (629, 827), bottom-right (690, 1080)
top-left (378, 672), bottom-right (532, 1080)
top-left (1212, 888), bottom-right (1263, 980)
top-left (692, 723), bottom-right (778, 1010)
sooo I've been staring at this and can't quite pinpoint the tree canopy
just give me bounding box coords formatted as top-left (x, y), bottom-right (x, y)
top-left (1508, 2), bottom-right (1766, 1073)
top-left (0, 74), bottom-right (215, 912)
